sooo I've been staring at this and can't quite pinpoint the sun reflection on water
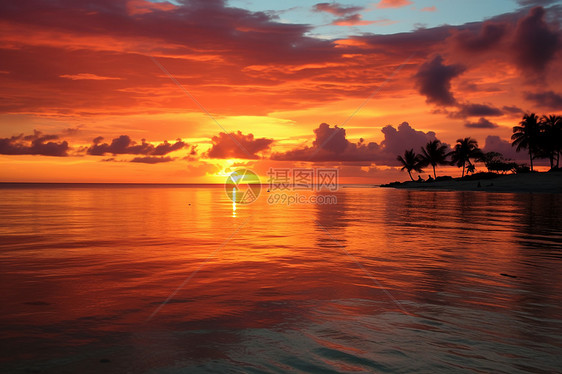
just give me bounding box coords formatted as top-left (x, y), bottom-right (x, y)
top-left (232, 187), bottom-right (237, 216)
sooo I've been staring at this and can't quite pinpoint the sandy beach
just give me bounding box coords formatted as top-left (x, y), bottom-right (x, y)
top-left (382, 172), bottom-right (562, 193)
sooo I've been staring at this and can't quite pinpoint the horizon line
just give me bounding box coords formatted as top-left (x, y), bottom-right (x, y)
top-left (0, 182), bottom-right (379, 186)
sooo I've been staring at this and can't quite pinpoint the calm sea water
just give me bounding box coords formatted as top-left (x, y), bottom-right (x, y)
top-left (1, 184), bottom-right (561, 373)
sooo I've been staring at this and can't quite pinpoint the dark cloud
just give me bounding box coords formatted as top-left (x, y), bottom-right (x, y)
top-left (512, 6), bottom-right (560, 73)
top-left (455, 22), bottom-right (507, 51)
top-left (353, 26), bottom-right (453, 60)
top-left (152, 140), bottom-right (186, 155)
top-left (272, 122), bottom-right (437, 165)
top-left (313, 2), bottom-right (363, 16)
top-left (464, 117), bottom-right (498, 128)
top-left (451, 7), bottom-right (561, 75)
top-left (449, 103), bottom-right (504, 118)
top-left (524, 90), bottom-right (562, 109)
top-left (61, 127), bottom-right (81, 136)
top-left (414, 55), bottom-right (466, 106)
top-left (87, 135), bottom-right (186, 156)
top-left (130, 156), bottom-right (174, 164)
top-left (313, 2), bottom-right (376, 26)
top-left (502, 105), bottom-right (524, 114)
top-left (272, 123), bottom-right (375, 162)
top-left (482, 135), bottom-right (526, 161)
top-left (313, 122), bottom-right (349, 154)
top-left (206, 131), bottom-right (273, 159)
top-left (185, 145), bottom-right (198, 160)
top-left (0, 130), bottom-right (69, 156)
top-left (379, 122), bottom-right (438, 157)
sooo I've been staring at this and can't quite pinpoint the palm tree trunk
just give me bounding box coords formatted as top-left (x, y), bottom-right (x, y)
top-left (408, 170), bottom-right (414, 181)
top-left (529, 150), bottom-right (533, 171)
top-left (462, 163), bottom-right (465, 178)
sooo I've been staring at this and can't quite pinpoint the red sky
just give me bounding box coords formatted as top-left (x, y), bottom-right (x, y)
top-left (0, 0), bottom-right (561, 183)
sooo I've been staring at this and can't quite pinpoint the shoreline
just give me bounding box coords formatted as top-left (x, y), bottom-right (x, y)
top-left (381, 172), bottom-right (562, 193)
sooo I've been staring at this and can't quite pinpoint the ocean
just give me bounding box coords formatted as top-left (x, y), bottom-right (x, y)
top-left (1, 184), bottom-right (561, 373)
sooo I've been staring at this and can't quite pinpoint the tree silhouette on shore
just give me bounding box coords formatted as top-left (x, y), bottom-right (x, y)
top-left (393, 113), bottom-right (561, 182)
top-left (512, 113), bottom-right (541, 171)
top-left (450, 137), bottom-right (483, 178)
top-left (539, 115), bottom-right (562, 169)
top-left (420, 140), bottom-right (449, 179)
top-left (397, 149), bottom-right (424, 181)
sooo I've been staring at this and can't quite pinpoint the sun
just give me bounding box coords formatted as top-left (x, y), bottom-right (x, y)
top-left (214, 159), bottom-right (251, 178)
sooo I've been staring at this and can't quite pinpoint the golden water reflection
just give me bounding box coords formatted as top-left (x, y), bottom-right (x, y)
top-left (0, 185), bottom-right (561, 372)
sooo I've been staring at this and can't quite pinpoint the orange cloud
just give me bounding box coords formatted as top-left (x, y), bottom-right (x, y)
top-left (376, 0), bottom-right (413, 9)
top-left (126, 0), bottom-right (176, 16)
top-left (421, 6), bottom-right (437, 12)
top-left (60, 73), bottom-right (123, 80)
top-left (332, 15), bottom-right (397, 26)
top-left (206, 131), bottom-right (274, 159)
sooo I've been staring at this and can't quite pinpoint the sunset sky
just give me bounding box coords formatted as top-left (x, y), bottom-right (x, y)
top-left (1, 0), bottom-right (561, 183)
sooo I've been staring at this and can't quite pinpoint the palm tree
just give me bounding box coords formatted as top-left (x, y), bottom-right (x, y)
top-left (540, 115), bottom-right (562, 169)
top-left (450, 137), bottom-right (483, 178)
top-left (420, 140), bottom-right (449, 179)
top-left (512, 113), bottom-right (541, 171)
top-left (397, 149), bottom-right (424, 181)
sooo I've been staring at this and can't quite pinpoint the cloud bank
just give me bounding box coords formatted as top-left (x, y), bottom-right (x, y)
top-left (272, 122), bottom-right (438, 165)
top-left (0, 130), bottom-right (69, 156)
top-left (87, 136), bottom-right (186, 156)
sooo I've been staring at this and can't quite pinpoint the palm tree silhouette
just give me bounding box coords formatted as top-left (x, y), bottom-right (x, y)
top-left (512, 113), bottom-right (541, 171)
top-left (450, 137), bottom-right (483, 177)
top-left (397, 149), bottom-right (424, 181)
top-left (420, 140), bottom-right (449, 179)
top-left (540, 115), bottom-right (562, 169)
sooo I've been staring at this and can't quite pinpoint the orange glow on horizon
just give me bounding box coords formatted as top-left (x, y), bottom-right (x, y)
top-left (0, 2), bottom-right (560, 184)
